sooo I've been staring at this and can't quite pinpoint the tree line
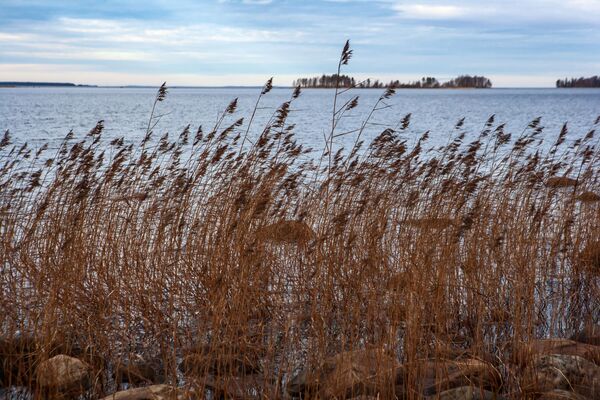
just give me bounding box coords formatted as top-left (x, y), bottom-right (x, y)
top-left (292, 74), bottom-right (492, 89)
top-left (556, 76), bottom-right (600, 88)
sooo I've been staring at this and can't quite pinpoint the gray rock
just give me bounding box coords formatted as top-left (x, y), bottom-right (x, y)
top-left (521, 354), bottom-right (599, 398)
top-left (36, 354), bottom-right (91, 399)
top-left (538, 389), bottom-right (589, 400)
top-left (100, 384), bottom-right (193, 400)
top-left (287, 348), bottom-right (400, 399)
top-left (429, 386), bottom-right (506, 400)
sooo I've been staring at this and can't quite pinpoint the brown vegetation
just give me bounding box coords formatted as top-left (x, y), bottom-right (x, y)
top-left (1, 42), bottom-right (599, 399)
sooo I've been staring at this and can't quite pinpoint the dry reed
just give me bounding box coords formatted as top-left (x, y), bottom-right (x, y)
top-left (0, 42), bottom-right (599, 399)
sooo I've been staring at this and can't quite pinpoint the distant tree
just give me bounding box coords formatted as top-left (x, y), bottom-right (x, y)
top-left (420, 77), bottom-right (440, 88)
top-left (556, 76), bottom-right (600, 88)
top-left (294, 74), bottom-right (358, 88)
top-left (293, 74), bottom-right (492, 89)
top-left (442, 75), bottom-right (492, 88)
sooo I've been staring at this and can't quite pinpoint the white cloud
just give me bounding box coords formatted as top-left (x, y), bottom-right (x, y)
top-left (1, 1), bottom-right (599, 86)
top-left (0, 32), bottom-right (34, 41)
top-left (3, 50), bottom-right (157, 62)
top-left (53, 17), bottom-right (299, 45)
top-left (0, 17), bottom-right (306, 64)
top-left (218, 0), bottom-right (274, 4)
top-left (242, 0), bottom-right (273, 4)
top-left (391, 1), bottom-right (600, 23)
top-left (566, 0), bottom-right (600, 12)
top-left (392, 4), bottom-right (469, 19)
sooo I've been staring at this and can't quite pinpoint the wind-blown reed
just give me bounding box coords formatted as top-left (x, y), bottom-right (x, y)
top-left (1, 42), bottom-right (598, 399)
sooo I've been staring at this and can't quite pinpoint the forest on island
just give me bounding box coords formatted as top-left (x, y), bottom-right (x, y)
top-left (292, 74), bottom-right (492, 89)
top-left (556, 76), bottom-right (600, 88)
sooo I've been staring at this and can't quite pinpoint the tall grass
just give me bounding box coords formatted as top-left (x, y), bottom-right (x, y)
top-left (1, 42), bottom-right (599, 399)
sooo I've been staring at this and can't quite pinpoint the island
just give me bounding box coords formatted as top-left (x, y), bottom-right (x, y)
top-left (556, 76), bottom-right (600, 88)
top-left (0, 82), bottom-right (97, 87)
top-left (292, 74), bottom-right (492, 89)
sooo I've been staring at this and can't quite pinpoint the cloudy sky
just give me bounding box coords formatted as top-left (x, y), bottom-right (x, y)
top-left (1, 0), bottom-right (599, 87)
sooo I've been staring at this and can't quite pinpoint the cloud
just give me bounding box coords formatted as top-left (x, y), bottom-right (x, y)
top-left (391, 0), bottom-right (600, 24)
top-left (54, 17), bottom-right (300, 45)
top-left (242, 0), bottom-right (273, 4)
top-left (3, 50), bottom-right (157, 62)
top-left (567, 0), bottom-right (600, 12)
top-left (218, 0), bottom-right (274, 4)
top-left (0, 16), bottom-right (308, 65)
top-left (0, 32), bottom-right (33, 41)
top-left (392, 4), bottom-right (471, 19)
top-left (0, 0), bottom-right (599, 86)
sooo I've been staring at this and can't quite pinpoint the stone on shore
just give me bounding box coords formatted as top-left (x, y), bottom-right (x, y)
top-left (0, 335), bottom-right (38, 387)
top-left (571, 324), bottom-right (600, 346)
top-left (521, 354), bottom-right (599, 398)
top-left (114, 355), bottom-right (165, 386)
top-left (287, 348), bottom-right (401, 399)
top-left (537, 389), bottom-right (589, 400)
top-left (101, 384), bottom-right (193, 400)
top-left (429, 386), bottom-right (506, 400)
top-left (36, 354), bottom-right (91, 398)
top-left (513, 338), bottom-right (600, 366)
top-left (193, 374), bottom-right (276, 399)
top-left (417, 358), bottom-right (503, 396)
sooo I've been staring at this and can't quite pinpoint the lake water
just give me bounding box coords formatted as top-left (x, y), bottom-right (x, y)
top-left (1, 87), bottom-right (599, 154)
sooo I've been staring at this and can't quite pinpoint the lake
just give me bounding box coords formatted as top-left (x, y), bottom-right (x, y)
top-left (1, 87), bottom-right (599, 153)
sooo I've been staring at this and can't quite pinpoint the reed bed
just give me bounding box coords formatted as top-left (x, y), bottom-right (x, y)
top-left (1, 43), bottom-right (599, 399)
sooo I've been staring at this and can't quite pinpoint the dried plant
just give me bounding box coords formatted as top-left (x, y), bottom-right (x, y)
top-left (0, 42), bottom-right (599, 400)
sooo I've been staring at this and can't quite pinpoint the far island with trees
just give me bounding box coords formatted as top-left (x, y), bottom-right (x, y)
top-left (292, 74), bottom-right (493, 89)
top-left (556, 76), bottom-right (600, 88)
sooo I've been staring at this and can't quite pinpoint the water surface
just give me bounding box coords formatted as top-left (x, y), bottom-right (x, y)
top-left (1, 87), bottom-right (599, 152)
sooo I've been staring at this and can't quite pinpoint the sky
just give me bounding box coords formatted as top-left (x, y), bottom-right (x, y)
top-left (0, 0), bottom-right (599, 87)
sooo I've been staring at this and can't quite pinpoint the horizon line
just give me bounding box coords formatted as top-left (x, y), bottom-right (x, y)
top-left (0, 81), bottom-right (579, 89)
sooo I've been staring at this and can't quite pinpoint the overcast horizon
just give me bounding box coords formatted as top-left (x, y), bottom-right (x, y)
top-left (1, 0), bottom-right (599, 88)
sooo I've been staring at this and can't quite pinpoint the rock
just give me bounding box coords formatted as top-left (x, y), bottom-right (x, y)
top-left (101, 384), bottom-right (193, 400)
top-left (287, 348), bottom-right (401, 399)
top-left (571, 324), bottom-right (600, 346)
top-left (114, 355), bottom-right (165, 386)
top-left (513, 338), bottom-right (600, 366)
top-left (36, 354), bottom-right (91, 398)
top-left (538, 389), bottom-right (589, 400)
top-left (0, 335), bottom-right (38, 387)
top-left (521, 354), bottom-right (599, 398)
top-left (60, 341), bottom-right (107, 370)
top-left (194, 374), bottom-right (276, 399)
top-left (415, 359), bottom-right (503, 396)
top-left (429, 386), bottom-right (506, 400)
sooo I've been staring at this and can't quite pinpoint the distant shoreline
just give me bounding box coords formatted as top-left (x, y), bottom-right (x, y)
top-left (0, 82), bottom-right (98, 88)
top-left (2, 82), bottom-right (600, 90)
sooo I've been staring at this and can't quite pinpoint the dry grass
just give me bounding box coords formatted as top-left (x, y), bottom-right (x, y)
top-left (1, 42), bottom-right (599, 399)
